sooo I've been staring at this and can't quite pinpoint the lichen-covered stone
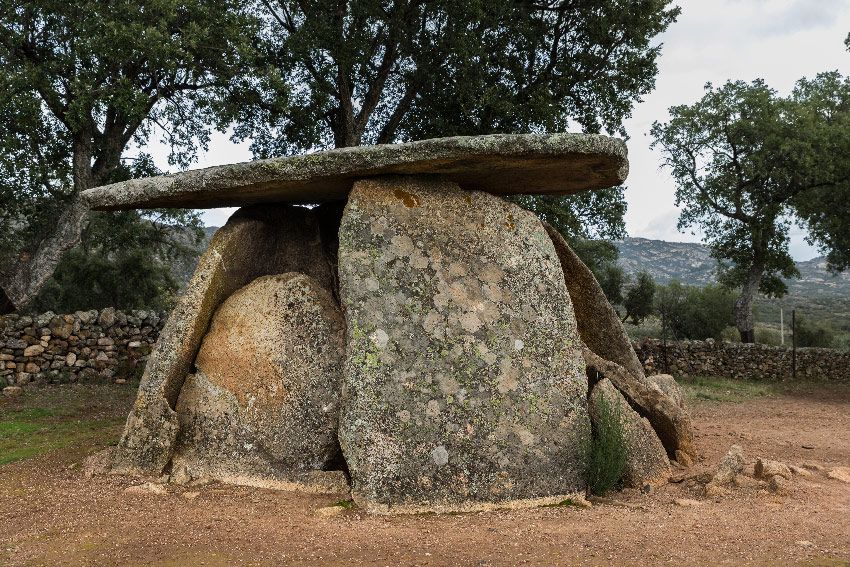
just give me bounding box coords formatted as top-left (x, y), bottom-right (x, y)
top-left (337, 176), bottom-right (590, 512)
top-left (713, 445), bottom-right (745, 485)
top-left (647, 373), bottom-right (685, 409)
top-left (754, 458), bottom-right (792, 480)
top-left (590, 378), bottom-right (671, 488)
top-left (82, 133), bottom-right (628, 210)
top-left (170, 273), bottom-right (345, 487)
top-left (545, 223), bottom-right (646, 383)
top-left (582, 347), bottom-right (696, 464)
top-left (112, 204), bottom-right (340, 476)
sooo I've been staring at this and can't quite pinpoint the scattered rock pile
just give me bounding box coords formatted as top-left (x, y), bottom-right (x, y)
top-left (0, 308), bottom-right (165, 389)
top-left (685, 445), bottom-right (843, 498)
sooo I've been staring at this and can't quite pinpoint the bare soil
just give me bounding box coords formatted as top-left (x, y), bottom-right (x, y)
top-left (1, 382), bottom-right (850, 566)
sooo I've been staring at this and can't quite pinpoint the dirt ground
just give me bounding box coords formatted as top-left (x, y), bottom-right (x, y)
top-left (1, 381), bottom-right (849, 566)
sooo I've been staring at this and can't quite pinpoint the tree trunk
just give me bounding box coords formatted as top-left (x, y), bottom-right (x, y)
top-left (0, 144), bottom-right (93, 314)
top-left (734, 263), bottom-right (763, 344)
top-left (0, 195), bottom-right (90, 314)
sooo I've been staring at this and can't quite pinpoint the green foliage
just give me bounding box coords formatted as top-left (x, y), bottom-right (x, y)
top-left (623, 271), bottom-right (656, 324)
top-left (679, 376), bottom-right (775, 403)
top-left (794, 316), bottom-right (836, 348)
top-left (655, 281), bottom-right (735, 340)
top-left (226, 0), bottom-right (678, 246)
top-left (0, 0), bottom-right (255, 308)
top-left (597, 264), bottom-right (626, 307)
top-left (229, 0), bottom-right (680, 152)
top-left (28, 209), bottom-right (203, 312)
top-left (755, 326), bottom-right (783, 346)
top-left (0, 384), bottom-right (136, 465)
top-left (650, 73), bottom-right (850, 339)
top-left (511, 188), bottom-right (627, 245)
top-left (585, 393), bottom-right (627, 496)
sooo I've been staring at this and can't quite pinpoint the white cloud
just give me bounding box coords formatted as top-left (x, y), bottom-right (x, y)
top-left (756, 0), bottom-right (846, 36)
top-left (623, 0), bottom-right (850, 260)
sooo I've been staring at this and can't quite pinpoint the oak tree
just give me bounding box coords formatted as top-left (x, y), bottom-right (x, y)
top-left (226, 0), bottom-right (680, 239)
top-left (0, 0), bottom-right (255, 312)
top-left (651, 75), bottom-right (850, 342)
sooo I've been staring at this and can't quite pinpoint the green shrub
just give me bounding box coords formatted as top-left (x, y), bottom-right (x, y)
top-left (794, 316), bottom-right (836, 348)
top-left (655, 281), bottom-right (735, 340)
top-left (755, 326), bottom-right (783, 346)
top-left (585, 394), bottom-right (627, 496)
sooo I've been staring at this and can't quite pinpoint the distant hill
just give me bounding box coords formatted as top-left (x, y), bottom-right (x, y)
top-left (615, 237), bottom-right (850, 329)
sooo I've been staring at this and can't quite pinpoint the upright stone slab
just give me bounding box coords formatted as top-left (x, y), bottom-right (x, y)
top-left (546, 224), bottom-right (696, 464)
top-left (582, 348), bottom-right (696, 463)
top-left (544, 223), bottom-right (646, 382)
top-left (112, 204), bottom-right (340, 476)
top-left (171, 273), bottom-right (345, 487)
top-left (338, 176), bottom-right (590, 513)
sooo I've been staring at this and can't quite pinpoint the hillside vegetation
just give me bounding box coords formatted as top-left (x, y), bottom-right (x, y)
top-left (616, 237), bottom-right (850, 335)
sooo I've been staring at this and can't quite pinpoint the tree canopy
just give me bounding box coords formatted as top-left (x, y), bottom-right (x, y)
top-left (224, 0), bottom-right (679, 242)
top-left (0, 0), bottom-right (255, 312)
top-left (1, 0), bottom-right (682, 313)
top-left (651, 74), bottom-right (850, 342)
top-left (622, 270), bottom-right (655, 325)
top-left (228, 0), bottom-right (680, 153)
top-left (655, 281), bottom-right (734, 341)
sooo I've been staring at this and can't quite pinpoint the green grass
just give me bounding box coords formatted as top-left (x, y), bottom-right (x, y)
top-left (679, 376), bottom-right (777, 403)
top-left (542, 498), bottom-right (585, 508)
top-left (585, 393), bottom-right (627, 496)
top-left (0, 384), bottom-right (136, 466)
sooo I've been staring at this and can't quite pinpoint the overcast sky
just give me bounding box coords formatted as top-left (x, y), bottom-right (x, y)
top-left (153, 0), bottom-right (850, 260)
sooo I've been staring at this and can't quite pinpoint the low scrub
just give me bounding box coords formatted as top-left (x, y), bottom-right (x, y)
top-left (585, 394), bottom-right (627, 496)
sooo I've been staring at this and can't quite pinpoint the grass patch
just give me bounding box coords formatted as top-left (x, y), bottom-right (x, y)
top-left (332, 499), bottom-right (355, 509)
top-left (542, 498), bottom-right (585, 508)
top-left (0, 384), bottom-right (136, 466)
top-left (679, 376), bottom-right (777, 403)
top-left (585, 394), bottom-right (627, 496)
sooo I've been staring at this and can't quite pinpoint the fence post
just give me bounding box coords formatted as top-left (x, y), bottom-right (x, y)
top-left (791, 309), bottom-right (797, 380)
top-left (662, 308), bottom-right (669, 374)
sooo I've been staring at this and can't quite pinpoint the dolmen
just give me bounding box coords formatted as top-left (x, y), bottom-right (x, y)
top-left (82, 133), bottom-right (695, 514)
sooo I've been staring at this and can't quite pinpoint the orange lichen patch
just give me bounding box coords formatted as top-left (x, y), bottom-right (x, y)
top-left (393, 188), bottom-right (421, 208)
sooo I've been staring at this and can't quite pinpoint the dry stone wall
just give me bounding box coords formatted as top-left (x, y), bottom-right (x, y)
top-left (5, 309), bottom-right (849, 390)
top-left (0, 308), bottom-right (166, 388)
top-left (635, 338), bottom-right (850, 382)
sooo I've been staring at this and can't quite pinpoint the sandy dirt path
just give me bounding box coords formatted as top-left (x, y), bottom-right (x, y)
top-left (1, 384), bottom-right (849, 566)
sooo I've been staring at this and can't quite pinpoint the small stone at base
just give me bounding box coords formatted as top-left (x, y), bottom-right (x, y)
top-left (827, 467), bottom-right (850, 484)
top-left (3, 386), bottom-right (22, 398)
top-left (125, 482), bottom-right (167, 495)
top-left (315, 506), bottom-right (345, 517)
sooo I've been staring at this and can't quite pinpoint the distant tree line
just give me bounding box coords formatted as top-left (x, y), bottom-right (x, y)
top-left (599, 269), bottom-right (836, 348)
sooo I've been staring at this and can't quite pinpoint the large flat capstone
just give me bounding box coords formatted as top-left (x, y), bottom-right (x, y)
top-left (81, 134), bottom-right (627, 210)
top-left (337, 175), bottom-right (590, 513)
